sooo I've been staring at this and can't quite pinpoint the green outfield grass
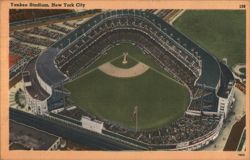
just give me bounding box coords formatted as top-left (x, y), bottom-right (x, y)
top-left (173, 10), bottom-right (246, 67)
top-left (65, 68), bottom-right (189, 130)
top-left (65, 43), bottom-right (189, 130)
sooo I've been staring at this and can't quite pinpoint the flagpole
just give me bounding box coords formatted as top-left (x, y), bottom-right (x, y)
top-left (136, 106), bottom-right (138, 132)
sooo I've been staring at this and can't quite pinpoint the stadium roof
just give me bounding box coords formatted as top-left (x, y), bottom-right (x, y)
top-left (36, 48), bottom-right (67, 86)
top-left (24, 57), bottom-right (50, 101)
top-left (35, 10), bottom-right (221, 89)
top-left (217, 62), bottom-right (235, 98)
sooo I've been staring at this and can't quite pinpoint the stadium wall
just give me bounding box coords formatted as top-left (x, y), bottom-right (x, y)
top-left (35, 70), bottom-right (53, 95)
top-left (218, 85), bottom-right (235, 119)
top-left (81, 117), bottom-right (104, 134)
top-left (23, 89), bottom-right (47, 115)
top-left (22, 71), bottom-right (52, 115)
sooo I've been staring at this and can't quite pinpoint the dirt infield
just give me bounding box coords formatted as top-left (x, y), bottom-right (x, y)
top-left (98, 62), bottom-right (149, 78)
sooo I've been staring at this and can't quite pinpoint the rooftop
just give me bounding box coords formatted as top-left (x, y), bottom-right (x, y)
top-left (24, 57), bottom-right (50, 100)
top-left (10, 120), bottom-right (60, 150)
top-left (36, 48), bottom-right (67, 86)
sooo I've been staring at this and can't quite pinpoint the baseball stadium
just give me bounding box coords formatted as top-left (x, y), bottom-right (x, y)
top-left (10, 9), bottom-right (238, 150)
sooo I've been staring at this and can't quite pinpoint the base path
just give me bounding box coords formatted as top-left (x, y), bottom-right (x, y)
top-left (98, 62), bottom-right (149, 78)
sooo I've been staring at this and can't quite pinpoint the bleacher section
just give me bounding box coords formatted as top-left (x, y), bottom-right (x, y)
top-left (56, 106), bottom-right (220, 147)
top-left (104, 114), bottom-right (219, 145)
top-left (188, 93), bottom-right (218, 112)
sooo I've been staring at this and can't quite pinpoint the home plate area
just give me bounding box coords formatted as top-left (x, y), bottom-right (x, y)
top-left (98, 61), bottom-right (149, 78)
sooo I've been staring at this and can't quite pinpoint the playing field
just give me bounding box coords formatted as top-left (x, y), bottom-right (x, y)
top-left (65, 43), bottom-right (189, 130)
top-left (173, 10), bottom-right (246, 67)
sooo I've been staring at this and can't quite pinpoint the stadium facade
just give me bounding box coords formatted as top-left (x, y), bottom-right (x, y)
top-left (21, 10), bottom-right (235, 150)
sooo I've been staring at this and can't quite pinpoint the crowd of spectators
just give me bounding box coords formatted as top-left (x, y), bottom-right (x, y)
top-left (104, 114), bottom-right (219, 145)
top-left (188, 92), bottom-right (216, 112)
top-left (56, 104), bottom-right (219, 146)
top-left (56, 16), bottom-right (200, 82)
top-left (55, 16), bottom-right (208, 114)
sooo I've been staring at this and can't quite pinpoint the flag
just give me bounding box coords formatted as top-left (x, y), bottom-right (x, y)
top-left (132, 106), bottom-right (139, 131)
top-left (132, 106), bottom-right (138, 120)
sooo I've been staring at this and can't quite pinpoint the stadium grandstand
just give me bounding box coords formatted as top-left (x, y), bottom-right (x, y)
top-left (17, 10), bottom-right (235, 150)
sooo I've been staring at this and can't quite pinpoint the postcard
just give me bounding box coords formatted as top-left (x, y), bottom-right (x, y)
top-left (0, 0), bottom-right (249, 160)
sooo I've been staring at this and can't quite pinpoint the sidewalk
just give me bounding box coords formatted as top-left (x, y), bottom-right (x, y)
top-left (203, 87), bottom-right (245, 151)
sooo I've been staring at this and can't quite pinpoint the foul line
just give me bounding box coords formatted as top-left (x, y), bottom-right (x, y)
top-left (128, 55), bottom-right (185, 87)
top-left (69, 53), bottom-right (186, 88)
top-left (69, 54), bottom-right (124, 82)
